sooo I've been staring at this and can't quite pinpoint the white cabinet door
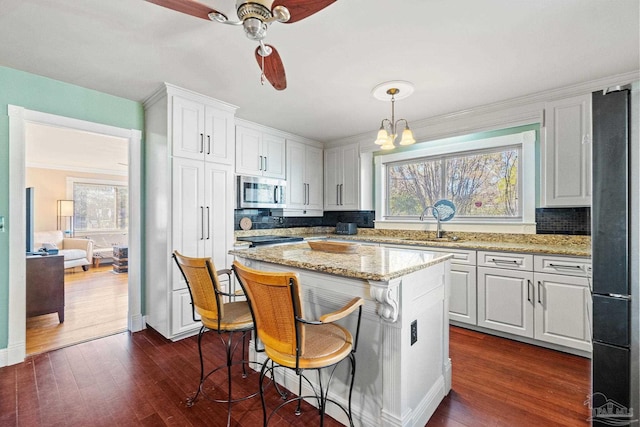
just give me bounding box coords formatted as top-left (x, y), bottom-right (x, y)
top-left (324, 146), bottom-right (342, 210)
top-left (286, 141), bottom-right (323, 212)
top-left (449, 264), bottom-right (477, 325)
top-left (478, 267), bottom-right (534, 338)
top-left (172, 95), bottom-right (205, 161)
top-left (204, 105), bottom-right (234, 165)
top-left (235, 126), bottom-right (286, 179)
top-left (542, 94), bottom-right (592, 206)
top-left (235, 125), bottom-right (263, 176)
top-left (286, 141), bottom-right (306, 209)
top-left (306, 145), bottom-right (324, 210)
top-left (340, 144), bottom-right (359, 210)
top-left (323, 143), bottom-right (360, 211)
top-left (534, 272), bottom-right (592, 352)
top-left (262, 133), bottom-right (286, 179)
top-left (171, 158), bottom-right (205, 290)
top-left (172, 288), bottom-right (200, 336)
top-left (203, 163), bottom-right (234, 271)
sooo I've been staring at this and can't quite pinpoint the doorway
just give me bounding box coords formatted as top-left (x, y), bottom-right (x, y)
top-left (25, 122), bottom-right (130, 354)
top-left (7, 106), bottom-right (143, 365)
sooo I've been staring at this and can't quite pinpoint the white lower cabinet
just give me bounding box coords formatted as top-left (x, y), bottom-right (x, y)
top-left (477, 267), bottom-right (534, 337)
top-left (382, 244), bottom-right (477, 325)
top-left (478, 251), bottom-right (592, 353)
top-left (172, 288), bottom-right (200, 336)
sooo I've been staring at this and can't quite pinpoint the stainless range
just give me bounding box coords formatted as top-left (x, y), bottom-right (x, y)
top-left (235, 235), bottom-right (304, 247)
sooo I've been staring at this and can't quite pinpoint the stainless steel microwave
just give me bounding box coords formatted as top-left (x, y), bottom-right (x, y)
top-left (237, 176), bottom-right (286, 209)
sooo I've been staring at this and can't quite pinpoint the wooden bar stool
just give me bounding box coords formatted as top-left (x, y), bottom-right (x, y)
top-left (173, 251), bottom-right (260, 426)
top-left (233, 260), bottom-right (363, 426)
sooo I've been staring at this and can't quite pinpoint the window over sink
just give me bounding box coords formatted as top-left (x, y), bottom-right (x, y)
top-left (375, 128), bottom-right (536, 230)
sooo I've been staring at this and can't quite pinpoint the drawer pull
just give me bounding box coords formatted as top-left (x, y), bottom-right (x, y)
top-left (549, 263), bottom-right (583, 270)
top-left (490, 258), bottom-right (521, 265)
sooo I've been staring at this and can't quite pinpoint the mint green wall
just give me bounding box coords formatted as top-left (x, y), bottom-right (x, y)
top-left (0, 66), bottom-right (144, 349)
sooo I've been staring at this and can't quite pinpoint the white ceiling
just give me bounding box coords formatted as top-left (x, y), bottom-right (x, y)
top-left (2, 0), bottom-right (639, 143)
top-left (26, 123), bottom-right (129, 175)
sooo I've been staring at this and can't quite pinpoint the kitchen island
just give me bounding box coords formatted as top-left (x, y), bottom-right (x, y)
top-left (229, 242), bottom-right (452, 427)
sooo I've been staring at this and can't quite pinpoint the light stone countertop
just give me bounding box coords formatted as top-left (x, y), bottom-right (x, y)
top-left (229, 242), bottom-right (452, 282)
top-left (234, 227), bottom-right (591, 257)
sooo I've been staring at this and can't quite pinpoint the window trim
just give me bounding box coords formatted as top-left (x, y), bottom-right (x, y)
top-left (374, 130), bottom-right (536, 227)
top-left (66, 177), bottom-right (129, 232)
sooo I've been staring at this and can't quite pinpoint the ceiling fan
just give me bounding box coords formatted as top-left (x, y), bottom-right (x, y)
top-left (146, 0), bottom-right (336, 90)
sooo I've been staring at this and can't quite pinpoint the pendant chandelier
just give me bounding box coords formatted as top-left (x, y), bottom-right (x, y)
top-left (372, 81), bottom-right (416, 150)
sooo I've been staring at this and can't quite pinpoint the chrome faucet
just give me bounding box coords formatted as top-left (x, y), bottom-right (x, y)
top-left (419, 205), bottom-right (443, 238)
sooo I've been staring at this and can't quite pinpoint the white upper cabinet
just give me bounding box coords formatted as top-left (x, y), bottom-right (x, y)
top-left (172, 95), bottom-right (235, 165)
top-left (235, 124), bottom-right (286, 179)
top-left (541, 94), bottom-right (592, 206)
top-left (324, 143), bottom-right (364, 211)
top-left (285, 139), bottom-right (323, 216)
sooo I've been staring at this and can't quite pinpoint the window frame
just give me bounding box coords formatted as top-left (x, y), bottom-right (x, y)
top-left (66, 177), bottom-right (129, 233)
top-left (374, 130), bottom-right (536, 227)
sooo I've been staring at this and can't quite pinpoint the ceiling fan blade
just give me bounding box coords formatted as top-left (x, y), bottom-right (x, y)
top-left (273, 0), bottom-right (336, 24)
top-left (145, 0), bottom-right (219, 21)
top-left (255, 45), bottom-right (287, 90)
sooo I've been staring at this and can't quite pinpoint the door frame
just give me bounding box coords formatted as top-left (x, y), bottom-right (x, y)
top-left (6, 105), bottom-right (143, 365)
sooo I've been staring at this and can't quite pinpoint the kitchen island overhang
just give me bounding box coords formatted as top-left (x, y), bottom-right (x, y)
top-left (229, 242), bottom-right (452, 427)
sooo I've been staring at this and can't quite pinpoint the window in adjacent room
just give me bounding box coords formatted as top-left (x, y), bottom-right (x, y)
top-left (73, 182), bottom-right (128, 232)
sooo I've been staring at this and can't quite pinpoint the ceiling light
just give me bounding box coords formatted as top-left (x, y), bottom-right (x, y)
top-left (372, 81), bottom-right (416, 150)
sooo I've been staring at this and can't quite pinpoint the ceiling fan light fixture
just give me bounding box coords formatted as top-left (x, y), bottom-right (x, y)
top-left (271, 5), bottom-right (290, 23)
top-left (243, 17), bottom-right (268, 40)
top-left (208, 11), bottom-right (228, 22)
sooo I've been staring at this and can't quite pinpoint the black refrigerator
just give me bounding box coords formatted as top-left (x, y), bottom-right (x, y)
top-left (591, 84), bottom-right (639, 426)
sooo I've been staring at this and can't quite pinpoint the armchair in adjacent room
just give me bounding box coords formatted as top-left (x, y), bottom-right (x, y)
top-left (34, 230), bottom-right (93, 270)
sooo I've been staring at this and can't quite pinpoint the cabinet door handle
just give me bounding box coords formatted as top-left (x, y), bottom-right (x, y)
top-left (548, 263), bottom-right (583, 270)
top-left (527, 280), bottom-right (531, 303)
top-left (340, 183), bottom-right (343, 205)
top-left (259, 155), bottom-right (263, 171)
top-left (306, 183), bottom-right (310, 205)
top-left (206, 207), bottom-right (210, 240)
top-left (537, 281), bottom-right (542, 305)
top-left (207, 135), bottom-right (211, 155)
top-left (336, 184), bottom-right (340, 205)
top-left (200, 133), bottom-right (204, 154)
top-left (264, 156), bottom-right (268, 172)
top-left (200, 206), bottom-right (204, 240)
top-left (490, 258), bottom-right (520, 265)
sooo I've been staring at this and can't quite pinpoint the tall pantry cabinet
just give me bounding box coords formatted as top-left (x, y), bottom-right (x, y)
top-left (144, 84), bottom-right (237, 340)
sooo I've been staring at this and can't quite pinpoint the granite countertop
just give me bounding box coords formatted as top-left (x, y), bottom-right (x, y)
top-left (312, 234), bottom-right (592, 257)
top-left (234, 227), bottom-right (591, 257)
top-left (229, 242), bottom-right (452, 282)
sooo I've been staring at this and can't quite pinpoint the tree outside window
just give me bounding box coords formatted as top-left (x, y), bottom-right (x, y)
top-left (387, 146), bottom-right (520, 218)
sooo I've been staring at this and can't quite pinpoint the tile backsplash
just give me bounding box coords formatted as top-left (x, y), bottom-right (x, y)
top-left (234, 210), bottom-right (374, 231)
top-left (235, 208), bottom-right (591, 235)
top-left (535, 207), bottom-right (590, 235)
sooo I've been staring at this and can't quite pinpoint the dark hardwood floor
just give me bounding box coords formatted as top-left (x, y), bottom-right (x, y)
top-left (0, 326), bottom-right (590, 426)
